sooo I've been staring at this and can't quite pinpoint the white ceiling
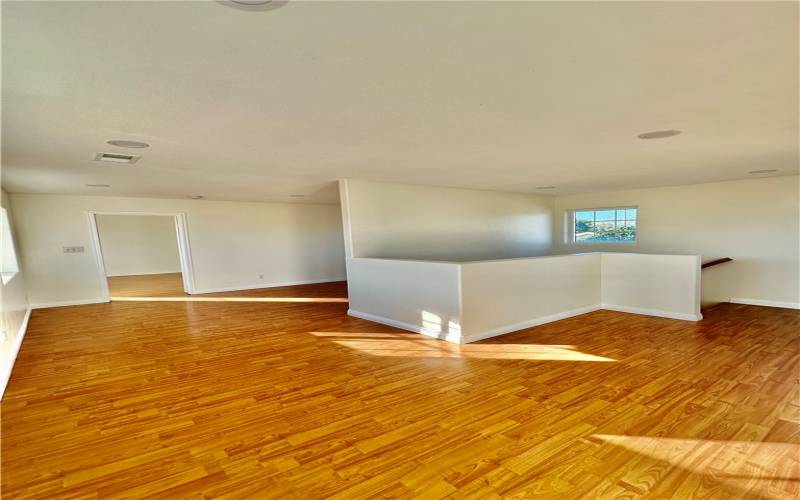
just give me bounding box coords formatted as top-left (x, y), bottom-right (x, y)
top-left (2, 1), bottom-right (798, 203)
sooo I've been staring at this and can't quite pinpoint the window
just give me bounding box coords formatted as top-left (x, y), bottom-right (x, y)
top-left (1, 208), bottom-right (20, 284)
top-left (572, 207), bottom-right (637, 243)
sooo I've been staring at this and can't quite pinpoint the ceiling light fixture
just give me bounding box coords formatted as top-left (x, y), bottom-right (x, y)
top-left (189, 195), bottom-right (204, 200)
top-left (535, 186), bottom-right (555, 190)
top-left (219, 0), bottom-right (288, 11)
top-left (749, 169), bottom-right (778, 174)
top-left (637, 130), bottom-right (682, 140)
top-left (85, 184), bottom-right (110, 188)
top-left (107, 140), bottom-right (149, 149)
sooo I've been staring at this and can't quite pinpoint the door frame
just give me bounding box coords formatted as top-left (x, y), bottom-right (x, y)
top-left (87, 211), bottom-right (197, 300)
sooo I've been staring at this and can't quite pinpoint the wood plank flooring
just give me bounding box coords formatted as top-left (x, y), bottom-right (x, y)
top-left (107, 273), bottom-right (189, 298)
top-left (2, 280), bottom-right (798, 498)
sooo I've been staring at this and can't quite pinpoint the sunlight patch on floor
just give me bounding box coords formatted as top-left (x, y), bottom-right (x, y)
top-left (323, 337), bottom-right (615, 361)
top-left (593, 434), bottom-right (800, 498)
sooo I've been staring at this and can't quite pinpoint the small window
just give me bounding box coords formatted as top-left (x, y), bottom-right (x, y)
top-left (1, 208), bottom-right (20, 284)
top-left (572, 207), bottom-right (637, 243)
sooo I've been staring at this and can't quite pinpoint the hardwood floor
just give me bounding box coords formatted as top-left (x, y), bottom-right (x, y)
top-left (2, 280), bottom-right (798, 498)
top-left (107, 273), bottom-right (189, 298)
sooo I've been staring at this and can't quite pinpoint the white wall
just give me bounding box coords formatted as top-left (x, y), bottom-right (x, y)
top-left (0, 189), bottom-right (30, 397)
top-left (347, 253), bottom-right (702, 343)
top-left (96, 214), bottom-right (181, 277)
top-left (340, 179), bottom-right (553, 261)
top-left (10, 194), bottom-right (347, 306)
top-left (554, 176), bottom-right (800, 308)
top-left (601, 253), bottom-right (701, 320)
top-left (460, 254), bottom-right (601, 342)
top-left (347, 258), bottom-right (462, 342)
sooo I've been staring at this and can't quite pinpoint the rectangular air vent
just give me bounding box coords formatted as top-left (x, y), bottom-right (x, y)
top-left (93, 152), bottom-right (140, 164)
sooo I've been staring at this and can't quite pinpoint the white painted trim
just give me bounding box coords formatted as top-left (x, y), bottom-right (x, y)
top-left (105, 270), bottom-right (182, 277)
top-left (347, 309), bottom-right (463, 343)
top-left (462, 305), bottom-right (602, 343)
top-left (349, 302), bottom-right (706, 344)
top-left (0, 307), bottom-right (32, 399)
top-left (729, 298), bottom-right (800, 310)
top-left (31, 298), bottom-right (109, 309)
top-left (87, 211), bottom-right (197, 298)
top-left (193, 278), bottom-right (347, 295)
top-left (174, 213), bottom-right (197, 294)
top-left (338, 180), bottom-right (355, 260)
top-left (86, 212), bottom-right (110, 300)
top-left (602, 303), bottom-right (703, 321)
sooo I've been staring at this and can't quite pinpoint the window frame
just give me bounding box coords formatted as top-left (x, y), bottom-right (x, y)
top-left (1, 207), bottom-right (20, 285)
top-left (565, 206), bottom-right (638, 245)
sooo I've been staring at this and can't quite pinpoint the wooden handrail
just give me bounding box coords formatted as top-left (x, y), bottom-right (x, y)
top-left (702, 257), bottom-right (733, 269)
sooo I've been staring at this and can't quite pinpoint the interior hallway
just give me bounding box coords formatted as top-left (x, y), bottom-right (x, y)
top-left (2, 284), bottom-right (797, 498)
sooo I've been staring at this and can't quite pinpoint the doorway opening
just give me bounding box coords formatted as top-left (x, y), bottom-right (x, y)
top-left (87, 212), bottom-right (195, 300)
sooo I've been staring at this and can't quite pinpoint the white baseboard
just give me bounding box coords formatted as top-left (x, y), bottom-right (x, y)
top-left (602, 303), bottom-right (702, 321)
top-left (347, 309), bottom-right (463, 343)
top-left (31, 298), bottom-right (109, 309)
top-left (106, 271), bottom-right (181, 277)
top-left (729, 298), bottom-right (800, 310)
top-left (193, 277), bottom-right (347, 295)
top-left (462, 305), bottom-right (602, 343)
top-left (348, 306), bottom-right (601, 344)
top-left (349, 303), bottom-right (704, 344)
top-left (1, 307), bottom-right (32, 399)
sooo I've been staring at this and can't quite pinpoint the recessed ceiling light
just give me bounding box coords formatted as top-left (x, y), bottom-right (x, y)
top-left (85, 183), bottom-right (110, 188)
top-left (749, 169), bottom-right (778, 174)
top-left (94, 152), bottom-right (140, 164)
top-left (637, 130), bottom-right (682, 140)
top-left (219, 0), bottom-right (287, 11)
top-left (189, 195), bottom-right (204, 200)
top-left (536, 186), bottom-right (555, 190)
top-left (107, 140), bottom-right (149, 149)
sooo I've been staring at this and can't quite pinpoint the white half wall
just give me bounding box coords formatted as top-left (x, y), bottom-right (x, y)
top-left (601, 253), bottom-right (702, 321)
top-left (96, 214), bottom-right (181, 277)
top-left (340, 179), bottom-right (554, 261)
top-left (347, 252), bottom-right (702, 343)
top-left (460, 254), bottom-right (602, 342)
top-left (554, 176), bottom-right (800, 308)
top-left (347, 257), bottom-right (462, 342)
top-left (10, 194), bottom-right (347, 305)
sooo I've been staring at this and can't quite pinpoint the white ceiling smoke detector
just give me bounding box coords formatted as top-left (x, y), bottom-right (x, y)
top-left (93, 152), bottom-right (140, 164)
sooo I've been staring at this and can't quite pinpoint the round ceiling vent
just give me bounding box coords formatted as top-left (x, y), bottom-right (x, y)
top-left (220, 0), bottom-right (288, 11)
top-left (107, 140), bottom-right (150, 148)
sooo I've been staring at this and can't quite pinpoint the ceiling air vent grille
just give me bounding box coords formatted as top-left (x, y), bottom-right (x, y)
top-left (93, 152), bottom-right (141, 164)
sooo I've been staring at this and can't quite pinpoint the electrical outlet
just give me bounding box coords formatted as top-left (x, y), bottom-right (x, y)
top-left (1, 329), bottom-right (8, 342)
top-left (63, 246), bottom-right (85, 253)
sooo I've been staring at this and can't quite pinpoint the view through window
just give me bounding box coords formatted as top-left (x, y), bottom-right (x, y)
top-left (573, 207), bottom-right (637, 243)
